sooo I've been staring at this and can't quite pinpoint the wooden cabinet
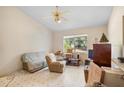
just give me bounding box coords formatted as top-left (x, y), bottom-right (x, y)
top-left (93, 44), bottom-right (111, 67)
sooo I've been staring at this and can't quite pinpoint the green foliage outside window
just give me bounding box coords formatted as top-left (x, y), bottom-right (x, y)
top-left (64, 35), bottom-right (87, 52)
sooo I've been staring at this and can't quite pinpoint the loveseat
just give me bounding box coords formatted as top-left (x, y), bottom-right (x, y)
top-left (21, 51), bottom-right (47, 73)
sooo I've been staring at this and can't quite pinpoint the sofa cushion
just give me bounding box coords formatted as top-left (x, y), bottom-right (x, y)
top-left (56, 55), bottom-right (64, 61)
top-left (28, 61), bottom-right (44, 70)
top-left (48, 53), bottom-right (56, 62)
top-left (59, 60), bottom-right (66, 67)
top-left (22, 52), bottom-right (46, 63)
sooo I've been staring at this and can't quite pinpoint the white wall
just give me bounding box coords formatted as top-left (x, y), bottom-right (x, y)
top-left (0, 7), bottom-right (53, 76)
top-left (108, 7), bottom-right (124, 58)
top-left (53, 25), bottom-right (108, 52)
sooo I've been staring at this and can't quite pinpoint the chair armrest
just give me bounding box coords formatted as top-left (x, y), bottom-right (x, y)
top-left (50, 62), bottom-right (64, 68)
top-left (49, 62), bottom-right (64, 73)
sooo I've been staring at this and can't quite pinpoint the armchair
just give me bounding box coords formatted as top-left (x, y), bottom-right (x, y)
top-left (45, 53), bottom-right (66, 73)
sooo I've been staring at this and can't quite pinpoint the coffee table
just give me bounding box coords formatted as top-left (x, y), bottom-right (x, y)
top-left (66, 58), bottom-right (80, 66)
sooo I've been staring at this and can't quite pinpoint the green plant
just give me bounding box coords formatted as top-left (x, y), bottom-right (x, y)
top-left (64, 35), bottom-right (87, 52)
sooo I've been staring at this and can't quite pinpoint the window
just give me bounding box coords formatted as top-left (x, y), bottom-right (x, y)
top-left (63, 35), bottom-right (87, 52)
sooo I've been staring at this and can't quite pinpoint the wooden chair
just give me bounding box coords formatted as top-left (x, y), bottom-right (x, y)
top-left (67, 48), bottom-right (73, 53)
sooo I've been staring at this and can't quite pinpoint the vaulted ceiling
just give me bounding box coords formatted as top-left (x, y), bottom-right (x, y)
top-left (18, 6), bottom-right (113, 31)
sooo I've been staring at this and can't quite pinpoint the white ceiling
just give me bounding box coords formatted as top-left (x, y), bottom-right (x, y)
top-left (18, 6), bottom-right (113, 31)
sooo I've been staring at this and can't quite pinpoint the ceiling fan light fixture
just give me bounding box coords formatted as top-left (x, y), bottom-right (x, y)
top-left (42, 6), bottom-right (68, 24)
top-left (57, 19), bottom-right (61, 23)
top-left (54, 17), bottom-right (61, 23)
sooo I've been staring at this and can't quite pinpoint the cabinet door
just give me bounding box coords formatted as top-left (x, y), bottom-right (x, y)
top-left (93, 44), bottom-right (111, 67)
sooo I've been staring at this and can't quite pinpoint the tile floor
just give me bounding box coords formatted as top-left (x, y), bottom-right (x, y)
top-left (0, 65), bottom-right (85, 87)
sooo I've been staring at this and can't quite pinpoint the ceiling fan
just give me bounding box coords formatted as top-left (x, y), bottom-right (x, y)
top-left (42, 6), bottom-right (69, 23)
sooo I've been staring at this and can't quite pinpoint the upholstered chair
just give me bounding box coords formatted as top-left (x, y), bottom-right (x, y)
top-left (45, 53), bottom-right (66, 73)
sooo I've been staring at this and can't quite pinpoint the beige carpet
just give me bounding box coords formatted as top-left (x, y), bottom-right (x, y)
top-left (0, 66), bottom-right (85, 87)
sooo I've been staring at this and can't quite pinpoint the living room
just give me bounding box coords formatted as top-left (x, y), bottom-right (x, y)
top-left (0, 4), bottom-right (124, 89)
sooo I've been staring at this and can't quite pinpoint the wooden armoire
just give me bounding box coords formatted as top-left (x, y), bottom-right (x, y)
top-left (93, 43), bottom-right (111, 67)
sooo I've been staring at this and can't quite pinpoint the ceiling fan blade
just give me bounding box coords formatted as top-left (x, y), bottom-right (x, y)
top-left (62, 11), bottom-right (70, 15)
top-left (61, 17), bottom-right (68, 21)
top-left (41, 6), bottom-right (70, 23)
top-left (41, 16), bottom-right (52, 20)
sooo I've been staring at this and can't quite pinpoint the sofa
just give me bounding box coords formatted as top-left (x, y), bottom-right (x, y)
top-left (45, 53), bottom-right (66, 73)
top-left (21, 51), bottom-right (47, 73)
